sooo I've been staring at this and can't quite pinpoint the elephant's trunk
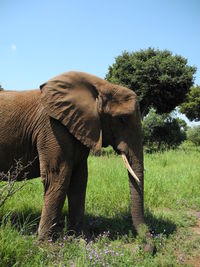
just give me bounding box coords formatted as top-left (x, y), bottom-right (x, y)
top-left (127, 150), bottom-right (145, 233)
top-left (125, 138), bottom-right (155, 253)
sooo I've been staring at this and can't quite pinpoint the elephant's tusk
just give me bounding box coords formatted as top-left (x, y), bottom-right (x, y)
top-left (121, 153), bottom-right (140, 184)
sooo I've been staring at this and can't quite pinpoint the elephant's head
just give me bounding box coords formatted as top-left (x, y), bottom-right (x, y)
top-left (40, 71), bottom-right (147, 236)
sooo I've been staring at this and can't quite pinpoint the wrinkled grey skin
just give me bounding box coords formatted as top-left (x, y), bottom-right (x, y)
top-left (0, 71), bottom-right (153, 250)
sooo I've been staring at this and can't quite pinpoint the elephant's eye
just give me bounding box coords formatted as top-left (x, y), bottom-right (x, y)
top-left (119, 116), bottom-right (127, 125)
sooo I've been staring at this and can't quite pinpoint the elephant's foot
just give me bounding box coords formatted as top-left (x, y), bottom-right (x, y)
top-left (136, 224), bottom-right (155, 254)
top-left (38, 219), bottom-right (65, 241)
top-left (67, 221), bottom-right (84, 237)
top-left (144, 242), bottom-right (155, 254)
top-left (143, 234), bottom-right (155, 254)
top-left (38, 229), bottom-right (56, 242)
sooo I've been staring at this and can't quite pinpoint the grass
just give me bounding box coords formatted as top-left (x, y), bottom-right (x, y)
top-left (0, 148), bottom-right (200, 266)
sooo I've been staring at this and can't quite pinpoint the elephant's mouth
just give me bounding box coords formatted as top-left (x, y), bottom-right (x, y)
top-left (114, 147), bottom-right (121, 155)
top-left (121, 153), bottom-right (140, 184)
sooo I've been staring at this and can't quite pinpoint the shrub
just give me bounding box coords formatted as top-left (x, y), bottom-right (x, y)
top-left (187, 126), bottom-right (200, 146)
top-left (142, 109), bottom-right (186, 152)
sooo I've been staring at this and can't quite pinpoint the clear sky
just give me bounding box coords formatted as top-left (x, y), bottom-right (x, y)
top-left (0, 0), bottom-right (199, 124)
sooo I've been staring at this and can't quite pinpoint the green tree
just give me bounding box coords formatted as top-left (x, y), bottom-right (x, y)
top-left (179, 85), bottom-right (200, 121)
top-left (187, 126), bottom-right (200, 146)
top-left (106, 48), bottom-right (196, 116)
top-left (0, 84), bottom-right (3, 91)
top-left (142, 109), bottom-right (186, 152)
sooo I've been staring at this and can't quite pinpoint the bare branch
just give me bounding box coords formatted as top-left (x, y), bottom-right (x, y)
top-left (0, 157), bottom-right (37, 208)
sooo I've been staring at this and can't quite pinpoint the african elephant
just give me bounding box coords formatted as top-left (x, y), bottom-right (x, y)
top-left (0, 71), bottom-right (152, 249)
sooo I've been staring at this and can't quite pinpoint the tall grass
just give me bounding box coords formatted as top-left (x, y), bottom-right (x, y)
top-left (0, 149), bottom-right (200, 266)
top-left (145, 149), bottom-right (200, 209)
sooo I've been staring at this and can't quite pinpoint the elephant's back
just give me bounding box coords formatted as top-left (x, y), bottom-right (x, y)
top-left (0, 89), bottom-right (40, 108)
top-left (0, 90), bottom-right (41, 178)
top-left (0, 89), bottom-right (41, 138)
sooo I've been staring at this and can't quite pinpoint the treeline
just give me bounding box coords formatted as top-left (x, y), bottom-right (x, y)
top-left (142, 109), bottom-right (200, 152)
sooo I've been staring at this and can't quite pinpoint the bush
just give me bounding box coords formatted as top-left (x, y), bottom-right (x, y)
top-left (187, 126), bottom-right (200, 146)
top-left (179, 85), bottom-right (200, 122)
top-left (90, 146), bottom-right (116, 157)
top-left (142, 109), bottom-right (186, 153)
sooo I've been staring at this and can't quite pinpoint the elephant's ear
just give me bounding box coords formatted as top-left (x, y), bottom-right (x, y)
top-left (40, 73), bottom-right (102, 152)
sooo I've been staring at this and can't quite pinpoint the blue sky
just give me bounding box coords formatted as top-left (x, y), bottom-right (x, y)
top-left (0, 0), bottom-right (199, 124)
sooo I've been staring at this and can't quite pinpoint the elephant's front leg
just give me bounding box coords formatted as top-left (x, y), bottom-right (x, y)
top-left (67, 160), bottom-right (88, 235)
top-left (38, 162), bottom-right (72, 240)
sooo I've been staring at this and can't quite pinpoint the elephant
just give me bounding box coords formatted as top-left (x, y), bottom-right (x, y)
top-left (0, 71), bottom-right (153, 250)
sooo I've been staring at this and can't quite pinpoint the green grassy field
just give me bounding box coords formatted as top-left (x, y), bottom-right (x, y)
top-left (0, 148), bottom-right (200, 266)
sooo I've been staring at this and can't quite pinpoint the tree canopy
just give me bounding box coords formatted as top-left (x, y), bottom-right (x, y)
top-left (106, 48), bottom-right (196, 116)
top-left (179, 85), bottom-right (200, 122)
top-left (0, 84), bottom-right (3, 91)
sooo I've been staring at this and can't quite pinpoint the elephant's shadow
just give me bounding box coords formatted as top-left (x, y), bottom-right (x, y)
top-left (1, 208), bottom-right (176, 240)
top-left (84, 209), bottom-right (176, 239)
